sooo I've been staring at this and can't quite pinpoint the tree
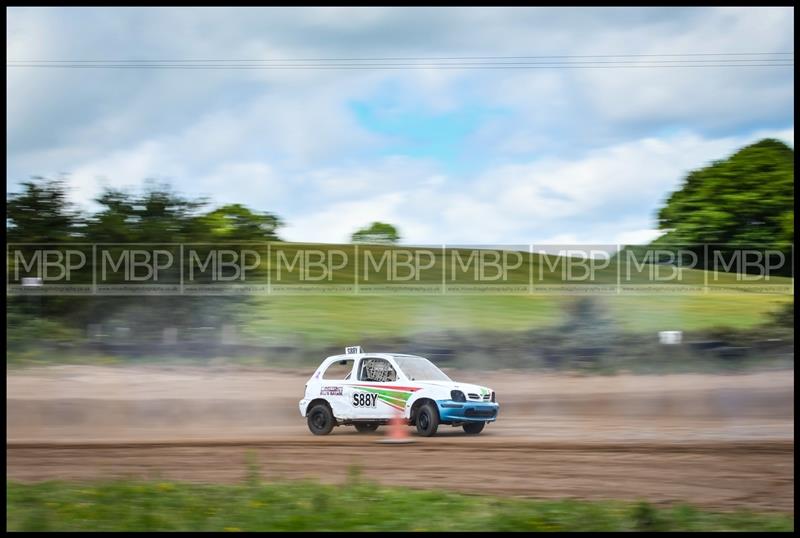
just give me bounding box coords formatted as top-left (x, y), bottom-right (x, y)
top-left (83, 189), bottom-right (138, 242)
top-left (351, 222), bottom-right (401, 244)
top-left (6, 177), bottom-right (82, 242)
top-left (86, 183), bottom-right (283, 243)
top-left (654, 138), bottom-right (793, 271)
top-left (135, 182), bottom-right (209, 242)
top-left (657, 138), bottom-right (793, 245)
top-left (84, 182), bottom-right (210, 243)
top-left (196, 203), bottom-right (282, 242)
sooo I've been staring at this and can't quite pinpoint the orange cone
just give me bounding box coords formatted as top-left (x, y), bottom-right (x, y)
top-left (378, 410), bottom-right (415, 444)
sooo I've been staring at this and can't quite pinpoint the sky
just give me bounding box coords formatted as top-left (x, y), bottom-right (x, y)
top-left (6, 7), bottom-right (794, 245)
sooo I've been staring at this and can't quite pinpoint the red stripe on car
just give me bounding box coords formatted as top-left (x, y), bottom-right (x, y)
top-left (353, 384), bottom-right (420, 392)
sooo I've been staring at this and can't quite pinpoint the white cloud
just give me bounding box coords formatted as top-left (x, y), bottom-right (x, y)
top-left (614, 228), bottom-right (665, 245)
top-left (195, 162), bottom-right (284, 207)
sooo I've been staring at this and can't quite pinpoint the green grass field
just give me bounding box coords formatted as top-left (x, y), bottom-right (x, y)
top-left (224, 243), bottom-right (793, 346)
top-left (6, 478), bottom-right (793, 532)
top-left (240, 293), bottom-right (792, 347)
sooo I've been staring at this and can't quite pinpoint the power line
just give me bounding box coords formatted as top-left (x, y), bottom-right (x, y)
top-left (7, 52), bottom-right (793, 63)
top-left (7, 64), bottom-right (793, 70)
top-left (7, 63), bottom-right (793, 70)
top-left (7, 53), bottom-right (792, 70)
top-left (7, 59), bottom-right (794, 66)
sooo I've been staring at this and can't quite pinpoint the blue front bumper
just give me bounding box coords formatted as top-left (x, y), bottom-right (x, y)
top-left (436, 400), bottom-right (499, 423)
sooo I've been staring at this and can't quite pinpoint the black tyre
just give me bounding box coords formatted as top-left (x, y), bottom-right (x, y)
top-left (415, 403), bottom-right (440, 437)
top-left (354, 423), bottom-right (380, 433)
top-left (462, 421), bottom-right (485, 435)
top-left (307, 403), bottom-right (335, 435)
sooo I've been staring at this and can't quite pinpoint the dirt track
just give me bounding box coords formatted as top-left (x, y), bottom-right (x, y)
top-left (7, 438), bottom-right (794, 512)
top-left (6, 366), bottom-right (795, 512)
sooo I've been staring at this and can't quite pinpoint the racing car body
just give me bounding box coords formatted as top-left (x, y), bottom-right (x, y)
top-left (299, 348), bottom-right (499, 436)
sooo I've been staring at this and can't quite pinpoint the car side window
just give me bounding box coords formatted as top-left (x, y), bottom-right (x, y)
top-left (322, 359), bottom-right (354, 380)
top-left (358, 358), bottom-right (397, 382)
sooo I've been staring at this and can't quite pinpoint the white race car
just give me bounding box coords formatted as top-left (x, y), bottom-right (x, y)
top-left (298, 347), bottom-right (499, 437)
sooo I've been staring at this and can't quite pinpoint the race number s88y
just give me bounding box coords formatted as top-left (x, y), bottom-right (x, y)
top-left (352, 392), bottom-right (377, 407)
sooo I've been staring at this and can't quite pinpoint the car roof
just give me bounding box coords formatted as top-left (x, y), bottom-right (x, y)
top-left (323, 353), bottom-right (426, 362)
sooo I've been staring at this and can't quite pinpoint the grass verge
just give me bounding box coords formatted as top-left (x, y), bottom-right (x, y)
top-left (6, 478), bottom-right (793, 532)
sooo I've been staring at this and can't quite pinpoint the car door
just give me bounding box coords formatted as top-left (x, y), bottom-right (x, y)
top-left (347, 357), bottom-right (404, 420)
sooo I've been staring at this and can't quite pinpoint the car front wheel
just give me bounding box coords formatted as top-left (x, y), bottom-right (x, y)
top-left (462, 421), bottom-right (485, 434)
top-left (416, 403), bottom-right (440, 437)
top-left (307, 403), bottom-right (335, 435)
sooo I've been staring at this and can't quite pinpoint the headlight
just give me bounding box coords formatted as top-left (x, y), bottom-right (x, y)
top-left (491, 391), bottom-right (496, 403)
top-left (450, 390), bottom-right (466, 402)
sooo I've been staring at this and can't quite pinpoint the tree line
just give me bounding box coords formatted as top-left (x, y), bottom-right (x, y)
top-left (6, 178), bottom-right (283, 244)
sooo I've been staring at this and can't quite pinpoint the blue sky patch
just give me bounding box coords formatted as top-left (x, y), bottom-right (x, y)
top-left (350, 100), bottom-right (509, 173)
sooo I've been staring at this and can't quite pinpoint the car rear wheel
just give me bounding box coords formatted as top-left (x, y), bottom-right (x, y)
top-left (307, 403), bottom-right (335, 435)
top-left (354, 423), bottom-right (379, 433)
top-left (415, 403), bottom-right (439, 437)
top-left (463, 422), bottom-right (485, 434)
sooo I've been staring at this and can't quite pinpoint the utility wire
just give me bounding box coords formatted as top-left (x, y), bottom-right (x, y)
top-left (7, 59), bottom-right (793, 65)
top-left (7, 64), bottom-right (792, 70)
top-left (7, 52), bottom-right (793, 62)
top-left (7, 63), bottom-right (793, 69)
top-left (8, 53), bottom-right (792, 70)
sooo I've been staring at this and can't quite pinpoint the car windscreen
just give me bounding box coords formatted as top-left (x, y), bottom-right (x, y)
top-left (394, 357), bottom-right (451, 381)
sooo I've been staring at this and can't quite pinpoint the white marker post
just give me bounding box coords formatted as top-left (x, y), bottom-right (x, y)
top-left (659, 331), bottom-right (683, 345)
